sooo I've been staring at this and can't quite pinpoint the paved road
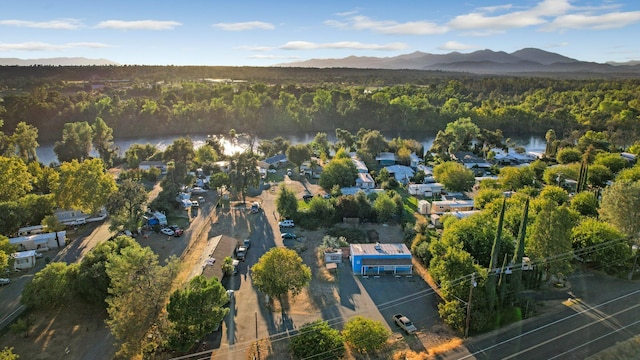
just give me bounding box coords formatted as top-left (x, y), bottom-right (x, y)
top-left (442, 270), bottom-right (640, 359)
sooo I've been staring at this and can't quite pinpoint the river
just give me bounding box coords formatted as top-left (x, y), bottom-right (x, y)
top-left (35, 133), bottom-right (547, 165)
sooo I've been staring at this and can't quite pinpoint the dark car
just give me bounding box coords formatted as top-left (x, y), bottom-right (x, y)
top-left (173, 228), bottom-right (184, 237)
top-left (302, 194), bottom-right (314, 201)
top-left (281, 232), bottom-right (297, 240)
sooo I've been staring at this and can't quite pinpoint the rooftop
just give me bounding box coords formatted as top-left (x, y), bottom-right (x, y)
top-left (350, 243), bottom-right (411, 256)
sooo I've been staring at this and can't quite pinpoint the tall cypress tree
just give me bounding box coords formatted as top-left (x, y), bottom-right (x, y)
top-left (512, 198), bottom-right (530, 294)
top-left (487, 197), bottom-right (506, 311)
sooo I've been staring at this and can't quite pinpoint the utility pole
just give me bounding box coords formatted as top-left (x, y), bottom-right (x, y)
top-left (465, 272), bottom-right (477, 338)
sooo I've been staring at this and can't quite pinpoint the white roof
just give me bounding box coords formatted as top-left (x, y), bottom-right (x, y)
top-left (13, 250), bottom-right (36, 259)
top-left (350, 243), bottom-right (410, 256)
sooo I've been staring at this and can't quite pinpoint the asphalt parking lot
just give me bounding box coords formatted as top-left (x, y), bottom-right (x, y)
top-left (354, 272), bottom-right (441, 334)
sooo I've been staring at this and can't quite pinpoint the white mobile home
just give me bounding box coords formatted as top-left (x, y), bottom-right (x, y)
top-left (9, 231), bottom-right (66, 251)
top-left (13, 250), bottom-right (37, 270)
top-left (17, 225), bottom-right (47, 237)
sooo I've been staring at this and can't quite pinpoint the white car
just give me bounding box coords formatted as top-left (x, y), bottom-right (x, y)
top-left (0, 278), bottom-right (10, 286)
top-left (191, 200), bottom-right (200, 208)
top-left (278, 219), bottom-right (295, 228)
top-left (160, 228), bottom-right (175, 236)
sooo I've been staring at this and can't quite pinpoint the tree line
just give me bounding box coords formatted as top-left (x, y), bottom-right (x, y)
top-left (1, 69), bottom-right (639, 149)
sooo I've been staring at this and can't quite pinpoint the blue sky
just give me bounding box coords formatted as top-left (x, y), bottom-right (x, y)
top-left (2, 0), bottom-right (640, 65)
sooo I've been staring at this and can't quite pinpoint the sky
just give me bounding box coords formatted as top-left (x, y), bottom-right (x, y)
top-left (2, 0), bottom-right (640, 66)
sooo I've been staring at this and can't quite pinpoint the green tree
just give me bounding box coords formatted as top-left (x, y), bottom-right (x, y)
top-left (342, 316), bottom-right (389, 354)
top-left (54, 158), bottom-right (117, 215)
top-left (571, 218), bottom-right (630, 273)
top-left (0, 156), bottom-right (33, 202)
top-left (359, 129), bottom-right (388, 157)
top-left (289, 320), bottom-right (345, 360)
top-left (556, 147), bottom-right (582, 164)
top-left (21, 262), bottom-right (75, 308)
top-left (251, 247), bottom-right (311, 300)
top-left (166, 275), bottom-right (230, 352)
top-left (163, 137), bottom-right (195, 185)
top-left (593, 152), bottom-right (629, 174)
top-left (276, 185), bottom-right (298, 220)
top-left (570, 191), bottom-right (599, 217)
top-left (0, 347), bottom-right (19, 360)
top-left (544, 129), bottom-right (557, 158)
top-left (0, 236), bottom-right (18, 272)
top-left (474, 188), bottom-right (503, 209)
top-left (286, 144), bottom-right (312, 173)
top-left (373, 192), bottom-right (396, 223)
top-left (587, 164), bottom-right (613, 188)
top-left (537, 185), bottom-right (570, 206)
top-left (194, 144), bottom-right (218, 165)
top-left (91, 117), bottom-right (115, 167)
top-left (443, 117), bottom-right (479, 153)
top-left (433, 161), bottom-right (475, 192)
top-left (498, 166), bottom-right (535, 190)
top-left (27, 161), bottom-right (59, 194)
top-left (106, 179), bottom-right (148, 232)
top-left (318, 157), bottom-right (358, 190)
top-left (599, 180), bottom-right (640, 239)
top-left (310, 132), bottom-right (330, 158)
top-left (53, 121), bottom-right (93, 163)
top-left (617, 165), bottom-right (640, 182)
top-left (75, 235), bottom-right (137, 305)
top-left (527, 199), bottom-right (576, 281)
top-left (11, 121), bottom-right (39, 163)
top-left (228, 151), bottom-right (260, 204)
top-left (105, 245), bottom-right (178, 357)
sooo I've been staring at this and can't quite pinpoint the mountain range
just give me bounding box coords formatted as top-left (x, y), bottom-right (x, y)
top-left (0, 57), bottom-right (118, 66)
top-left (277, 48), bottom-right (640, 76)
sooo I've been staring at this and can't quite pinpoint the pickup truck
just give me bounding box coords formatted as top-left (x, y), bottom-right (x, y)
top-left (393, 314), bottom-right (417, 334)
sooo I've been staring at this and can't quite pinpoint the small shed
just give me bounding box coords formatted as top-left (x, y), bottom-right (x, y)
top-left (350, 243), bottom-right (413, 275)
top-left (13, 250), bottom-right (37, 270)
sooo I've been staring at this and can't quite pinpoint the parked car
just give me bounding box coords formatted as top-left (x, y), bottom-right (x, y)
top-left (267, 168), bottom-right (277, 173)
top-left (302, 193), bottom-right (314, 201)
top-left (0, 278), bottom-right (10, 286)
top-left (393, 314), bottom-right (417, 334)
top-left (279, 219), bottom-right (295, 228)
top-left (236, 246), bottom-right (247, 261)
top-left (160, 228), bottom-right (175, 236)
top-left (243, 238), bottom-right (251, 248)
top-left (173, 228), bottom-right (184, 237)
top-left (281, 232), bottom-right (297, 240)
top-left (191, 200), bottom-right (200, 208)
top-left (250, 202), bottom-right (260, 213)
top-left (35, 252), bottom-right (43, 259)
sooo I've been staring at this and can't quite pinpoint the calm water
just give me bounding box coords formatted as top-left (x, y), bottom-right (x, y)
top-left (35, 133), bottom-right (546, 165)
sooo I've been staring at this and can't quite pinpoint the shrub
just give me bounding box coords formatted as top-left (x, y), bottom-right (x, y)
top-left (289, 320), bottom-right (344, 360)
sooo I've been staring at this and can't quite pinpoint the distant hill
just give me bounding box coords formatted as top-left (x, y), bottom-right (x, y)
top-left (277, 48), bottom-right (640, 76)
top-left (0, 57), bottom-right (118, 66)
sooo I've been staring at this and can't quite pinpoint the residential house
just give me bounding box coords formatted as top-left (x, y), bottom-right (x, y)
top-left (384, 165), bottom-right (415, 185)
top-left (258, 154), bottom-right (287, 169)
top-left (355, 172), bottom-right (375, 189)
top-left (430, 199), bottom-right (475, 215)
top-left (350, 243), bottom-right (413, 275)
top-left (451, 151), bottom-right (492, 176)
top-left (351, 157), bottom-right (369, 173)
top-left (376, 152), bottom-right (397, 167)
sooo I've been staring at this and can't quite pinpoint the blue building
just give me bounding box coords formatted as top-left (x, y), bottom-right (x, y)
top-left (350, 243), bottom-right (413, 275)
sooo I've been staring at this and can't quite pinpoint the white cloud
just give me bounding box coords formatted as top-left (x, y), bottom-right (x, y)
top-left (544, 41), bottom-right (570, 48)
top-left (279, 41), bottom-right (408, 51)
top-left (448, 0), bottom-right (571, 30)
top-left (545, 11), bottom-right (640, 30)
top-left (212, 21), bottom-right (274, 31)
top-left (0, 41), bottom-right (110, 51)
top-left (325, 15), bottom-right (448, 35)
top-left (437, 41), bottom-right (477, 51)
top-left (96, 20), bottom-right (181, 30)
top-left (0, 19), bottom-right (82, 30)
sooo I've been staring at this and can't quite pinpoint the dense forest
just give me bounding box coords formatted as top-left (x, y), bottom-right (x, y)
top-left (0, 66), bottom-right (639, 148)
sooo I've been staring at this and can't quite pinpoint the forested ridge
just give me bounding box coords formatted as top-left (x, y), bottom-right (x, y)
top-left (0, 66), bottom-right (639, 147)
